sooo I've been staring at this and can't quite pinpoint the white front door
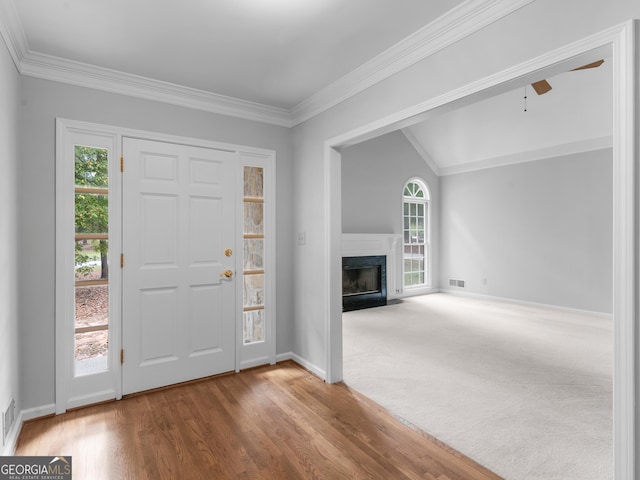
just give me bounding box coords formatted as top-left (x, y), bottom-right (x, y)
top-left (122, 138), bottom-right (236, 395)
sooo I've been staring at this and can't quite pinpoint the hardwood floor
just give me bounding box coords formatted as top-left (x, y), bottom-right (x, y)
top-left (16, 361), bottom-right (502, 480)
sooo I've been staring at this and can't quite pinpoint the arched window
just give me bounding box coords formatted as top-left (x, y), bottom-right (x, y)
top-left (403, 179), bottom-right (430, 288)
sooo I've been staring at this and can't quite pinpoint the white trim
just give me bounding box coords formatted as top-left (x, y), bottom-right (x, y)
top-left (324, 145), bottom-right (343, 384)
top-left (341, 233), bottom-right (402, 300)
top-left (21, 51), bottom-right (292, 127)
top-left (0, 0), bottom-right (25, 72)
top-left (439, 136), bottom-right (614, 176)
top-left (57, 118), bottom-right (277, 405)
top-left (325, 21), bottom-right (638, 480)
top-left (0, 0), bottom-right (532, 127)
top-left (290, 0), bottom-right (535, 126)
top-left (396, 286), bottom-right (440, 299)
top-left (0, 411), bottom-right (21, 456)
top-left (21, 404), bottom-right (56, 422)
top-left (290, 353), bottom-right (326, 380)
top-left (402, 129), bottom-right (613, 177)
top-left (0, 403), bottom-right (57, 454)
top-left (402, 178), bottom-right (431, 290)
top-left (611, 20), bottom-right (638, 480)
top-left (55, 121), bottom-right (121, 414)
top-left (275, 352), bottom-right (293, 363)
top-left (326, 29), bottom-right (622, 150)
top-left (58, 118), bottom-right (277, 158)
top-left (439, 289), bottom-right (614, 320)
top-left (237, 151), bottom-right (278, 370)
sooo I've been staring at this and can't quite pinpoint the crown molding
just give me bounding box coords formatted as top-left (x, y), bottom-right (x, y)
top-left (20, 51), bottom-right (292, 127)
top-left (289, 0), bottom-right (535, 126)
top-left (0, 0), bottom-right (27, 71)
top-left (438, 136), bottom-right (614, 176)
top-left (0, 0), bottom-right (533, 128)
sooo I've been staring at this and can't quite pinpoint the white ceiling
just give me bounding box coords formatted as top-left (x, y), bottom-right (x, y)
top-left (1, 0), bottom-right (612, 173)
top-left (11, 0), bottom-right (463, 109)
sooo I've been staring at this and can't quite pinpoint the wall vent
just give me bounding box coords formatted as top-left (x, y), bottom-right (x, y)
top-left (448, 279), bottom-right (465, 288)
top-left (3, 397), bottom-right (15, 446)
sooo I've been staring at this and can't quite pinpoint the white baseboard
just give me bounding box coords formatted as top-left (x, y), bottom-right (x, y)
top-left (1, 411), bottom-right (22, 456)
top-left (439, 289), bottom-right (613, 319)
top-left (282, 352), bottom-right (326, 380)
top-left (21, 403), bottom-right (56, 422)
top-left (395, 287), bottom-right (441, 299)
top-left (275, 352), bottom-right (293, 363)
top-left (1, 403), bottom-right (56, 456)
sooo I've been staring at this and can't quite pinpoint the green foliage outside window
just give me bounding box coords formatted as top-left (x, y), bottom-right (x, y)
top-left (75, 146), bottom-right (109, 279)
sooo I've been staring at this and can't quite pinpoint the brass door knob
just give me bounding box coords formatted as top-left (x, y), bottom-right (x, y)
top-left (220, 269), bottom-right (233, 279)
top-left (224, 248), bottom-right (233, 257)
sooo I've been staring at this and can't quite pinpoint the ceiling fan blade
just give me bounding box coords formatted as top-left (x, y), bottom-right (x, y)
top-left (531, 79), bottom-right (552, 95)
top-left (571, 59), bottom-right (605, 71)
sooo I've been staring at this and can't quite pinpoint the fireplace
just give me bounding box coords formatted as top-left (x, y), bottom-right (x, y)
top-left (342, 255), bottom-right (387, 312)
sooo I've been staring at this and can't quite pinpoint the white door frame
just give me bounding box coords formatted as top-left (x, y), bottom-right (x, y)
top-left (325, 21), bottom-right (638, 480)
top-left (237, 151), bottom-right (277, 370)
top-left (55, 119), bottom-right (276, 411)
top-left (55, 120), bottom-right (121, 412)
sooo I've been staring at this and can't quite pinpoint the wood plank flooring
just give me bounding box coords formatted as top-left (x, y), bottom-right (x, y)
top-left (15, 361), bottom-right (502, 480)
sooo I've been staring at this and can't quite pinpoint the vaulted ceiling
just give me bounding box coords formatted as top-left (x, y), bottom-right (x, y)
top-left (404, 54), bottom-right (613, 175)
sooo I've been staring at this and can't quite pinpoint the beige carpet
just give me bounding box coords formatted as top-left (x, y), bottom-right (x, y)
top-left (342, 293), bottom-right (612, 480)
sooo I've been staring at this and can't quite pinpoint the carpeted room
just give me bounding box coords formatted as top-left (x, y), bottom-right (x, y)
top-left (340, 59), bottom-right (613, 480)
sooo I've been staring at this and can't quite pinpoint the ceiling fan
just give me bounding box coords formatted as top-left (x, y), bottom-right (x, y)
top-left (530, 59), bottom-right (605, 95)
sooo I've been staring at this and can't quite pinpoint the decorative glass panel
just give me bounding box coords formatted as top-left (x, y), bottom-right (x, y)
top-left (243, 274), bottom-right (264, 308)
top-left (244, 202), bottom-right (264, 235)
top-left (244, 238), bottom-right (264, 271)
top-left (243, 165), bottom-right (266, 345)
top-left (244, 166), bottom-right (264, 198)
top-left (243, 310), bottom-right (264, 344)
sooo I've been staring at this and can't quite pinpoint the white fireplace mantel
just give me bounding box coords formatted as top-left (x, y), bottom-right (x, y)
top-left (342, 233), bottom-right (402, 299)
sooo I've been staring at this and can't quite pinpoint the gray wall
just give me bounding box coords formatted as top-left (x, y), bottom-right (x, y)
top-left (290, 0), bottom-right (638, 378)
top-left (440, 149), bottom-right (613, 314)
top-left (341, 132), bottom-right (612, 314)
top-left (341, 130), bottom-right (440, 286)
top-left (342, 131), bottom-right (438, 232)
top-left (0, 37), bottom-right (20, 452)
top-left (19, 77), bottom-right (294, 410)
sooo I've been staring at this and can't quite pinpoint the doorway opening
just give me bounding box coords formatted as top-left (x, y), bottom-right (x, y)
top-left (326, 23), bottom-right (637, 480)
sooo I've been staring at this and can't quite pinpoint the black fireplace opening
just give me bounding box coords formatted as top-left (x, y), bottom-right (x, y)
top-left (342, 255), bottom-right (387, 312)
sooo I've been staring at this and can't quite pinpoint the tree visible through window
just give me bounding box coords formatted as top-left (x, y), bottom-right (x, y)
top-left (74, 146), bottom-right (109, 374)
top-left (403, 179), bottom-right (429, 288)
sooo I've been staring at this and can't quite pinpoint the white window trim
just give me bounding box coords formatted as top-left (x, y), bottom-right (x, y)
top-left (402, 177), bottom-right (431, 290)
top-left (236, 152), bottom-right (277, 370)
top-left (55, 119), bottom-right (121, 413)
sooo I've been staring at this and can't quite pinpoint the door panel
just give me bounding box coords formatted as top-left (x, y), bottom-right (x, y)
top-left (122, 138), bottom-right (236, 395)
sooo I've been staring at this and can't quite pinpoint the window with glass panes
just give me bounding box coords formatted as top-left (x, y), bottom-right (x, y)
top-left (403, 180), bottom-right (429, 288)
top-left (243, 166), bottom-right (266, 344)
top-left (74, 145), bottom-right (110, 374)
